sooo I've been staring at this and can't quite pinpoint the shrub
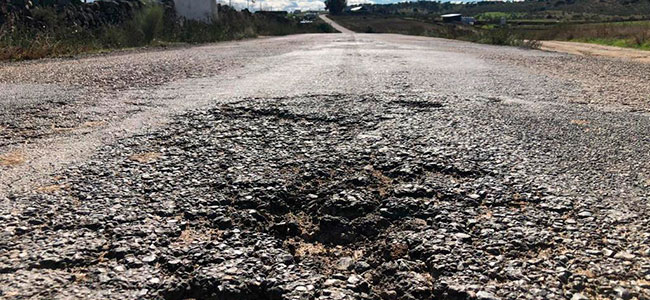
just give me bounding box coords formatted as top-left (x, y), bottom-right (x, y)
top-left (519, 39), bottom-right (542, 49)
top-left (478, 28), bottom-right (518, 45)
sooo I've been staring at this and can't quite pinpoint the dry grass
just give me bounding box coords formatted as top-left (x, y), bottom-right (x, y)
top-left (178, 228), bottom-right (195, 244)
top-left (530, 21), bottom-right (650, 50)
top-left (36, 184), bottom-right (65, 193)
top-left (129, 151), bottom-right (161, 163)
top-left (0, 151), bottom-right (26, 166)
top-left (285, 212), bottom-right (318, 236)
top-left (637, 279), bottom-right (650, 288)
top-left (390, 242), bottom-right (409, 259)
top-left (174, 227), bottom-right (219, 246)
top-left (370, 168), bottom-right (394, 198)
top-left (51, 124), bottom-right (75, 133)
top-left (71, 271), bottom-right (89, 283)
top-left (574, 268), bottom-right (597, 278)
top-left (97, 251), bottom-right (108, 263)
top-left (292, 240), bottom-right (327, 258)
top-left (570, 119), bottom-right (591, 126)
top-left (477, 206), bottom-right (493, 220)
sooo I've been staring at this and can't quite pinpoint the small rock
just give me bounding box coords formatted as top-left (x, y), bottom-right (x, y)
top-left (614, 251), bottom-right (636, 260)
top-left (335, 256), bottom-right (354, 271)
top-left (455, 233), bottom-right (471, 240)
top-left (142, 254), bottom-right (157, 263)
top-left (614, 286), bottom-right (631, 300)
top-left (602, 248), bottom-right (614, 257)
top-left (571, 293), bottom-right (588, 300)
top-left (279, 254), bottom-right (294, 265)
top-left (324, 279), bottom-right (343, 287)
top-left (586, 249), bottom-right (601, 255)
top-left (347, 274), bottom-right (361, 285)
top-left (476, 291), bottom-right (498, 300)
top-left (577, 211), bottom-right (592, 218)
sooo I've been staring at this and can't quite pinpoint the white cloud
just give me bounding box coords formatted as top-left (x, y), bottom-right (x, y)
top-left (217, 0), bottom-right (325, 11)
top-left (348, 0), bottom-right (374, 5)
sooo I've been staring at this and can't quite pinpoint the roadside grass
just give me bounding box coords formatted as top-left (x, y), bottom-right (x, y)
top-left (330, 15), bottom-right (540, 48)
top-left (331, 14), bottom-right (650, 50)
top-left (506, 20), bottom-right (650, 50)
top-left (570, 38), bottom-right (650, 50)
top-left (0, 4), bottom-right (334, 61)
top-left (0, 150), bottom-right (26, 167)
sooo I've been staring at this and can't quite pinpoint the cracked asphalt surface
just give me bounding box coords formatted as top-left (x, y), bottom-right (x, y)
top-left (1, 29), bottom-right (650, 300)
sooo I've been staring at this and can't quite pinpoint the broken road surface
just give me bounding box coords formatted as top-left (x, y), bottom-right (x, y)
top-left (1, 29), bottom-right (650, 300)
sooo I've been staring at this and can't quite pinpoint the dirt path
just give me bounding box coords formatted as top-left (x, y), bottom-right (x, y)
top-left (319, 14), bottom-right (355, 34)
top-left (541, 40), bottom-right (650, 63)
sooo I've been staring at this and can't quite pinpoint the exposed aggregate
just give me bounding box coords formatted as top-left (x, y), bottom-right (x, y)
top-left (2, 91), bottom-right (649, 299)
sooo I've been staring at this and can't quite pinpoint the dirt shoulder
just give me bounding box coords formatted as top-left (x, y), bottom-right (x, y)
top-left (541, 40), bottom-right (650, 63)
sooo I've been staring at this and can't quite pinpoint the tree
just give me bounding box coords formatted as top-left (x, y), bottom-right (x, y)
top-left (325, 0), bottom-right (346, 15)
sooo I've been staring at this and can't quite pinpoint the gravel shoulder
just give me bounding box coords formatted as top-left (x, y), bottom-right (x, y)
top-left (1, 33), bottom-right (649, 300)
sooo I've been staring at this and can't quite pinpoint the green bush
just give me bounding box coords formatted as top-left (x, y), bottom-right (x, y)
top-left (478, 28), bottom-right (518, 45)
top-left (317, 22), bottom-right (336, 33)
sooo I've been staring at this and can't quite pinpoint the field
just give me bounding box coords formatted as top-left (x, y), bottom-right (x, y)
top-left (329, 15), bottom-right (476, 36)
top-left (330, 15), bottom-right (539, 47)
top-left (331, 14), bottom-right (650, 50)
top-left (516, 20), bottom-right (650, 50)
top-left (339, 0), bottom-right (650, 50)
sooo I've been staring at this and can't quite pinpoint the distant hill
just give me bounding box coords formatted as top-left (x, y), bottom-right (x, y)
top-left (354, 0), bottom-right (650, 21)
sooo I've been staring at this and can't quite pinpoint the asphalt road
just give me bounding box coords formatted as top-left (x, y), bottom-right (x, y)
top-left (1, 26), bottom-right (649, 300)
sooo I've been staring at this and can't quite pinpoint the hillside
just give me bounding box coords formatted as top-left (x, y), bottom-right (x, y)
top-left (357, 0), bottom-right (650, 22)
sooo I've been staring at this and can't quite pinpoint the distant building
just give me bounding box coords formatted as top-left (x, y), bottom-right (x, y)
top-left (461, 16), bottom-right (476, 25)
top-left (345, 5), bottom-right (366, 13)
top-left (255, 11), bottom-right (288, 16)
top-left (173, 0), bottom-right (219, 22)
top-left (441, 13), bottom-right (462, 23)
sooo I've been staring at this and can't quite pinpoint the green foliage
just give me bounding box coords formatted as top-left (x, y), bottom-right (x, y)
top-left (0, 3), bottom-right (334, 61)
top-left (330, 15), bottom-right (541, 49)
top-left (516, 20), bottom-right (650, 49)
top-left (325, 0), bottom-right (347, 15)
top-left (317, 22), bottom-right (336, 33)
top-left (475, 12), bottom-right (524, 22)
top-left (355, 0), bottom-right (650, 20)
top-left (477, 28), bottom-right (519, 45)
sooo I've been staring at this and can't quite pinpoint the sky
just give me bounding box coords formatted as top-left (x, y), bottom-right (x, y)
top-left (89, 0), bottom-right (465, 16)
top-left (222, 0), bottom-right (402, 12)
